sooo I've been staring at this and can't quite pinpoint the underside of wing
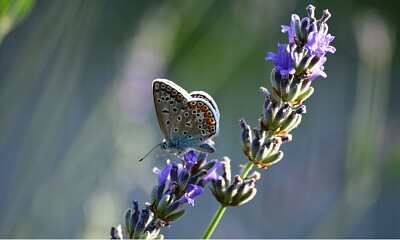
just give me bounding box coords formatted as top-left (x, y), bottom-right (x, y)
top-left (153, 79), bottom-right (220, 153)
top-left (189, 90), bottom-right (220, 122)
top-left (152, 79), bottom-right (190, 141)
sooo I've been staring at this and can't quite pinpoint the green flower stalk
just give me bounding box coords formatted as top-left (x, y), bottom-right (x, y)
top-left (203, 4), bottom-right (335, 238)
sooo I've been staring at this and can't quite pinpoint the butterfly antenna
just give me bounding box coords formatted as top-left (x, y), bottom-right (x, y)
top-left (138, 143), bottom-right (162, 162)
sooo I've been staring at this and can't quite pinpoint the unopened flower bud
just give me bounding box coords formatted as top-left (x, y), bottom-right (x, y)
top-left (297, 86), bottom-right (314, 103)
top-left (280, 134), bottom-right (293, 143)
top-left (156, 194), bottom-right (171, 214)
top-left (165, 209), bottom-right (186, 222)
top-left (240, 118), bottom-right (252, 156)
top-left (280, 77), bottom-right (290, 100)
top-left (134, 208), bottom-right (150, 239)
top-left (255, 144), bottom-right (269, 163)
top-left (296, 105), bottom-right (307, 114)
top-left (320, 9), bottom-right (331, 23)
top-left (306, 5), bottom-right (316, 19)
top-left (110, 225), bottom-right (124, 239)
top-left (260, 87), bottom-right (270, 97)
top-left (259, 151), bottom-right (284, 168)
top-left (128, 201), bottom-right (140, 238)
top-left (281, 112), bottom-right (302, 133)
top-left (246, 171), bottom-right (261, 181)
top-left (250, 128), bottom-right (263, 158)
top-left (230, 179), bottom-right (257, 206)
top-left (221, 157), bottom-right (232, 185)
top-left (178, 171), bottom-right (190, 192)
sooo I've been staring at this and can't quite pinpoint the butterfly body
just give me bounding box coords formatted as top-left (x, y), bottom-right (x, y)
top-left (153, 79), bottom-right (219, 154)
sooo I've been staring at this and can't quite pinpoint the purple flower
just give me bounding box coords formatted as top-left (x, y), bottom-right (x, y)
top-left (153, 160), bottom-right (172, 186)
top-left (305, 32), bottom-right (336, 58)
top-left (178, 184), bottom-right (204, 206)
top-left (308, 56), bottom-right (327, 81)
top-left (183, 150), bottom-right (197, 170)
top-left (265, 44), bottom-right (296, 76)
top-left (202, 160), bottom-right (223, 184)
top-left (281, 14), bottom-right (300, 44)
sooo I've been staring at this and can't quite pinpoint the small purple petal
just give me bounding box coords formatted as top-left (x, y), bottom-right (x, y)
top-left (202, 160), bottom-right (223, 184)
top-left (305, 32), bottom-right (336, 58)
top-left (153, 160), bottom-right (172, 186)
top-left (308, 56), bottom-right (327, 81)
top-left (281, 14), bottom-right (300, 43)
top-left (178, 184), bottom-right (204, 206)
top-left (184, 150), bottom-right (197, 169)
top-left (265, 44), bottom-right (295, 76)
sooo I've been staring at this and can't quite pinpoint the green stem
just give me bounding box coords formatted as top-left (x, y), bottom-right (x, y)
top-left (203, 162), bottom-right (254, 239)
top-left (240, 162), bottom-right (254, 179)
top-left (202, 204), bottom-right (227, 239)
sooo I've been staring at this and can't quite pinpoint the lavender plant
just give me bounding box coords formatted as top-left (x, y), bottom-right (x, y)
top-left (110, 5), bottom-right (335, 239)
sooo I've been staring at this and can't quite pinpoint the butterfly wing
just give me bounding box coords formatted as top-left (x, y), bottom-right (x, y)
top-left (152, 79), bottom-right (191, 142)
top-left (174, 98), bottom-right (219, 151)
top-left (153, 79), bottom-right (219, 153)
top-left (190, 90), bottom-right (220, 123)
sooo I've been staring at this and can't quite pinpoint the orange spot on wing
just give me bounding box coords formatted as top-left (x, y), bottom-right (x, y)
top-left (189, 102), bottom-right (196, 108)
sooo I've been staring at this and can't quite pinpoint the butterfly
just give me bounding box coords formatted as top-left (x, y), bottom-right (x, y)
top-left (152, 79), bottom-right (220, 155)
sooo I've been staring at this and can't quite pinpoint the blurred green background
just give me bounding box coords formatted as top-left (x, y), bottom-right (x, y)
top-left (1, 0), bottom-right (400, 238)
